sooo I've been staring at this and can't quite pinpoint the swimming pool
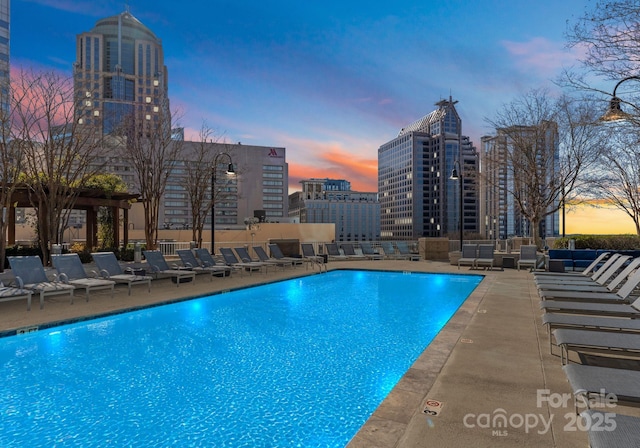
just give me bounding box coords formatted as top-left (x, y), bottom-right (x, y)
top-left (0, 270), bottom-right (481, 447)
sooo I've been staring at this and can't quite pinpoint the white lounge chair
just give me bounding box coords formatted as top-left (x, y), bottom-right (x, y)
top-left (143, 250), bottom-right (196, 286)
top-left (177, 249), bottom-right (230, 280)
top-left (52, 253), bottom-right (115, 302)
top-left (91, 251), bottom-right (152, 295)
top-left (8, 255), bottom-right (75, 309)
top-left (0, 281), bottom-right (33, 311)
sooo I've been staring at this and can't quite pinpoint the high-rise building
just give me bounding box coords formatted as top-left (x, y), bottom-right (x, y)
top-left (0, 0), bottom-right (9, 116)
top-left (288, 178), bottom-right (380, 241)
top-left (74, 9), bottom-right (169, 134)
top-left (378, 97), bottom-right (479, 240)
top-left (480, 124), bottom-right (560, 240)
top-left (159, 142), bottom-right (289, 230)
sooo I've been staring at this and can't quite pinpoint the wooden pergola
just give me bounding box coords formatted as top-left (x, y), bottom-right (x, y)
top-left (6, 186), bottom-right (140, 248)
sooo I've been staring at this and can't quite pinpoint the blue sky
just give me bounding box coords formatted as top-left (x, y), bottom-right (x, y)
top-left (11, 0), bottom-right (591, 192)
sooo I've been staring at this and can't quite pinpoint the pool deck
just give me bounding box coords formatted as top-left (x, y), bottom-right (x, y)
top-left (0, 258), bottom-right (629, 446)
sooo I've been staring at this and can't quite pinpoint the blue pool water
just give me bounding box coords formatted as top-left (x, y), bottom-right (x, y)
top-left (0, 270), bottom-right (481, 447)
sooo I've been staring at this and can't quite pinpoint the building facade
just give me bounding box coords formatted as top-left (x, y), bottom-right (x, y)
top-left (378, 97), bottom-right (479, 240)
top-left (74, 9), bottom-right (169, 134)
top-left (289, 178), bottom-right (380, 242)
top-left (480, 124), bottom-right (560, 240)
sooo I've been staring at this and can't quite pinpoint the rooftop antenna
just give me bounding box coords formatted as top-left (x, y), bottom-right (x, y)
top-left (125, 1), bottom-right (130, 13)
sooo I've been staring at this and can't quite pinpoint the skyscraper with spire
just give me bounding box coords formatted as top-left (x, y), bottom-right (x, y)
top-left (378, 97), bottom-right (479, 240)
top-left (74, 8), bottom-right (169, 134)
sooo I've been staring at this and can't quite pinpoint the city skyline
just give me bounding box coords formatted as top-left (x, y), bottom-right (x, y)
top-left (10, 0), bottom-right (634, 234)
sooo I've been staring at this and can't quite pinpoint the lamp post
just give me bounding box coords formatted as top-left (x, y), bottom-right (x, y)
top-left (211, 152), bottom-right (235, 253)
top-left (450, 160), bottom-right (463, 252)
top-left (601, 75), bottom-right (640, 121)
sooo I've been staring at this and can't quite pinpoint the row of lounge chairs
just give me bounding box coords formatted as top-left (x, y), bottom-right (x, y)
top-left (536, 252), bottom-right (640, 447)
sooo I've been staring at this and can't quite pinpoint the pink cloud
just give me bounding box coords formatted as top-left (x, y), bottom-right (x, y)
top-left (501, 37), bottom-right (584, 76)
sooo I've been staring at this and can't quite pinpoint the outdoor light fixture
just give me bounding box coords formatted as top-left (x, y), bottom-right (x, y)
top-left (211, 152), bottom-right (235, 253)
top-left (450, 160), bottom-right (463, 252)
top-left (601, 75), bottom-right (640, 122)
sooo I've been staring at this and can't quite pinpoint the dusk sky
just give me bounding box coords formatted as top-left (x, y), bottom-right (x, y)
top-left (13, 0), bottom-right (632, 233)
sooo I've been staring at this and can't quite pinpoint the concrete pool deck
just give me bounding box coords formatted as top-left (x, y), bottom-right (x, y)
top-left (0, 258), bottom-right (622, 446)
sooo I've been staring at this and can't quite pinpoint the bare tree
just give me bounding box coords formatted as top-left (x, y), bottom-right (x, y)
top-left (485, 89), bottom-right (604, 245)
top-left (10, 69), bottom-right (106, 265)
top-left (588, 124), bottom-right (640, 234)
top-left (114, 107), bottom-right (183, 250)
top-left (182, 124), bottom-right (238, 248)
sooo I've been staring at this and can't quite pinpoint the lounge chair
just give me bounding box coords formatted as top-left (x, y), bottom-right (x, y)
top-left (325, 242), bottom-right (348, 261)
top-left (581, 410), bottom-right (640, 448)
top-left (534, 251), bottom-right (611, 278)
top-left (177, 249), bottom-right (230, 280)
top-left (517, 245), bottom-right (539, 271)
top-left (535, 254), bottom-right (630, 290)
top-left (563, 364), bottom-right (640, 409)
top-left (359, 242), bottom-right (383, 260)
top-left (475, 244), bottom-right (495, 270)
top-left (233, 247), bottom-right (271, 273)
top-left (341, 243), bottom-right (366, 260)
top-left (301, 243), bottom-right (327, 271)
top-left (253, 246), bottom-right (292, 270)
top-left (542, 313), bottom-right (640, 354)
top-left (396, 241), bottom-right (420, 261)
top-left (91, 251), bottom-right (152, 295)
top-left (52, 253), bottom-right (115, 302)
top-left (8, 255), bottom-right (75, 309)
top-left (540, 297), bottom-right (640, 317)
top-left (0, 281), bottom-right (33, 311)
top-left (143, 250), bottom-right (196, 286)
top-left (219, 247), bottom-right (267, 275)
top-left (380, 241), bottom-right (399, 260)
top-left (458, 244), bottom-right (477, 270)
top-left (195, 248), bottom-right (242, 276)
top-left (538, 268), bottom-right (640, 302)
top-left (268, 243), bottom-right (304, 267)
top-left (553, 328), bottom-right (640, 364)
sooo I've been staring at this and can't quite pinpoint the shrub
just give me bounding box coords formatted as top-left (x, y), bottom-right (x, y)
top-left (553, 235), bottom-right (640, 250)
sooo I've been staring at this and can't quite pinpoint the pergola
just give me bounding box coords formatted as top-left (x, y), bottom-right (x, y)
top-left (6, 186), bottom-right (140, 248)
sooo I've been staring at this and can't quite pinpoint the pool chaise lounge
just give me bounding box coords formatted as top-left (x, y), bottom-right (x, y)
top-left (219, 247), bottom-right (267, 275)
top-left (538, 268), bottom-right (640, 303)
top-left (194, 248), bottom-right (242, 276)
top-left (91, 252), bottom-right (152, 295)
top-left (474, 244), bottom-right (496, 270)
top-left (563, 364), bottom-right (640, 408)
top-left (267, 243), bottom-right (304, 267)
top-left (232, 247), bottom-right (272, 272)
top-left (52, 253), bottom-right (115, 302)
top-left (359, 242), bottom-right (384, 260)
top-left (143, 250), bottom-right (196, 285)
top-left (0, 281), bottom-right (33, 311)
top-left (325, 242), bottom-right (348, 261)
top-left (340, 243), bottom-right (366, 260)
top-left (177, 249), bottom-right (230, 280)
top-left (396, 241), bottom-right (421, 261)
top-left (552, 328), bottom-right (640, 364)
top-left (252, 246), bottom-right (292, 270)
top-left (8, 255), bottom-right (75, 309)
top-left (300, 243), bottom-right (327, 271)
top-left (581, 410), bottom-right (640, 448)
top-left (535, 254), bottom-right (632, 291)
top-left (540, 297), bottom-right (640, 317)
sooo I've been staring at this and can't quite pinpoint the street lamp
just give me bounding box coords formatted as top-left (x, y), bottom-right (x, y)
top-left (601, 75), bottom-right (640, 122)
top-left (211, 152), bottom-right (235, 254)
top-left (450, 160), bottom-right (463, 252)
